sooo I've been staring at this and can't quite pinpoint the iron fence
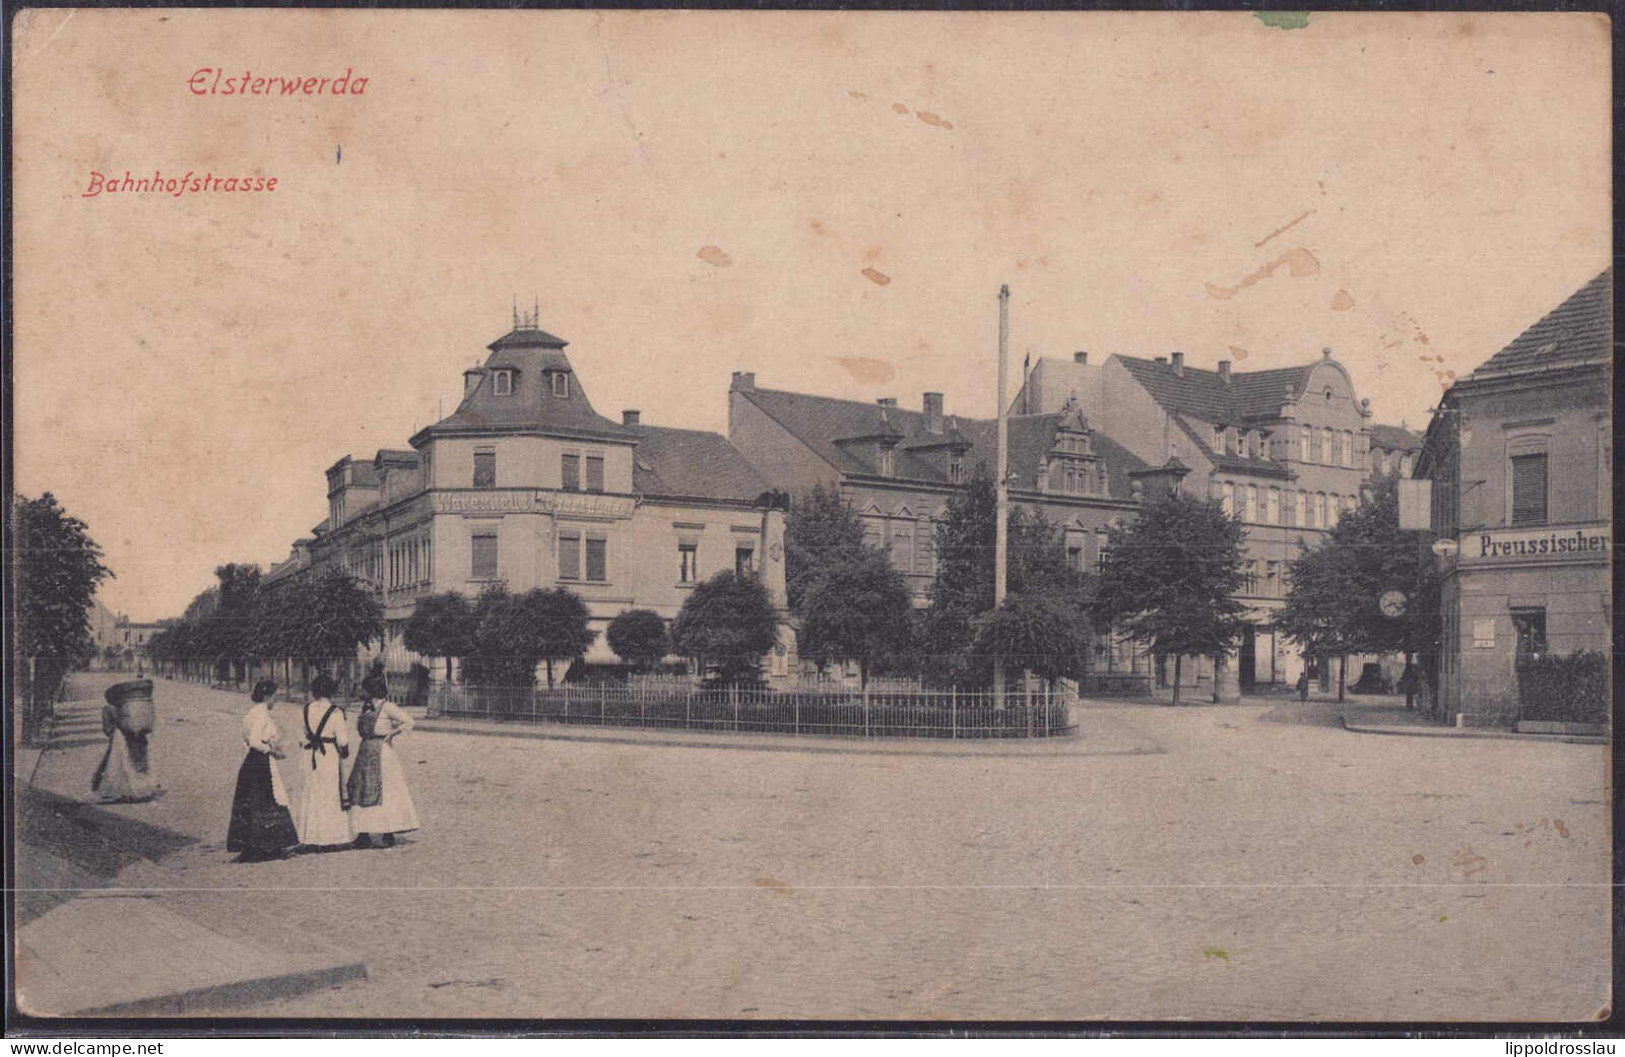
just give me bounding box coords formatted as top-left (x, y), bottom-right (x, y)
top-left (429, 681), bottom-right (1075, 739)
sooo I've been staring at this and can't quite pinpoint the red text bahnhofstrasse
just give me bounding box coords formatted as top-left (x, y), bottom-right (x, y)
top-left (83, 171), bottom-right (278, 198)
top-left (188, 67), bottom-right (368, 96)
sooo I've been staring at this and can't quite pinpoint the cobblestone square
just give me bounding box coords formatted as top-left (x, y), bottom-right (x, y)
top-left (17, 674), bottom-right (1611, 1021)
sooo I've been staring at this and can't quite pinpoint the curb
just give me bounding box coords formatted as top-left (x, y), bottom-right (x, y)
top-left (415, 719), bottom-right (1164, 759)
top-left (1340, 715), bottom-right (1607, 745)
top-left (68, 961), bottom-right (370, 1018)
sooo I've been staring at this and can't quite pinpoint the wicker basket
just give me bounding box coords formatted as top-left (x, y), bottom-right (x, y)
top-left (105, 679), bottom-right (155, 735)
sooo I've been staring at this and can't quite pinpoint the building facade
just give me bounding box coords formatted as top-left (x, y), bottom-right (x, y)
top-left (293, 317), bottom-right (795, 681)
top-left (1016, 347), bottom-right (1388, 691)
top-left (1416, 268), bottom-right (1611, 725)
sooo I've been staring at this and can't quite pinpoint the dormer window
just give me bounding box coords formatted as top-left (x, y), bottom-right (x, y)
top-left (492, 370), bottom-right (515, 396)
top-left (949, 455), bottom-right (965, 483)
top-left (551, 372), bottom-right (570, 399)
top-left (877, 448), bottom-right (895, 477)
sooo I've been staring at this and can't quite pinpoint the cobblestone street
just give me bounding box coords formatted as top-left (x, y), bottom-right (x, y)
top-left (18, 673), bottom-right (1611, 1021)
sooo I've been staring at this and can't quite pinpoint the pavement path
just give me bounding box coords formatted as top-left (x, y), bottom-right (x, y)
top-left (14, 673), bottom-right (1611, 1022)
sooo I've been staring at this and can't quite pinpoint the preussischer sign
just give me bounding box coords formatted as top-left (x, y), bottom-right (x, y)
top-left (1459, 524), bottom-right (1610, 563)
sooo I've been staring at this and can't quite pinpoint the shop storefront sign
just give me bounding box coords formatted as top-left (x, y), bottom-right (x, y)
top-left (1459, 524), bottom-right (1609, 564)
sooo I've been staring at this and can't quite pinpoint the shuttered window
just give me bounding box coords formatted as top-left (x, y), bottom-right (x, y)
top-left (586, 455), bottom-right (605, 493)
top-left (473, 450), bottom-right (496, 489)
top-left (561, 454), bottom-right (580, 491)
top-left (585, 537), bottom-right (607, 582)
top-left (1510, 453), bottom-right (1548, 526)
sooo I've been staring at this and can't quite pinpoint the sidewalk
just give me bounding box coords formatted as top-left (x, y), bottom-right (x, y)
top-left (1340, 700), bottom-right (1607, 745)
top-left (14, 677), bottom-right (367, 1018)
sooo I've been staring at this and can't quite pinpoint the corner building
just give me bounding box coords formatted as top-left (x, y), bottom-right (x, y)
top-left (298, 319), bottom-right (796, 681)
top-left (1416, 269), bottom-right (1611, 725)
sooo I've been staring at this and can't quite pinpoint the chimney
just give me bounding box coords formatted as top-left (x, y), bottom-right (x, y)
top-left (730, 371), bottom-right (756, 392)
top-left (923, 392), bottom-right (944, 433)
top-left (622, 409), bottom-right (641, 426)
top-left (876, 397), bottom-right (897, 408)
top-left (1218, 361), bottom-right (1232, 383)
top-left (1073, 351), bottom-right (1088, 365)
top-left (1170, 351), bottom-right (1185, 377)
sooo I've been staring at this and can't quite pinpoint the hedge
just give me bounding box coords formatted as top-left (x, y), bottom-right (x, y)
top-left (1515, 651), bottom-right (1609, 725)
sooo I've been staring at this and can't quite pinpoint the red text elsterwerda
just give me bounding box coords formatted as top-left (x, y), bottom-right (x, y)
top-left (188, 67), bottom-right (368, 96)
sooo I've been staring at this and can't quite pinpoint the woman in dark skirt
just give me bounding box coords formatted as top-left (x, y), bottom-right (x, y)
top-left (226, 679), bottom-right (301, 861)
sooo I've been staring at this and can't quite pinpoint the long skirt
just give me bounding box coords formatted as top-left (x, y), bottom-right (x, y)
top-left (92, 730), bottom-right (159, 803)
top-left (348, 741), bottom-right (420, 837)
top-left (292, 746), bottom-right (353, 847)
top-left (226, 751), bottom-right (299, 856)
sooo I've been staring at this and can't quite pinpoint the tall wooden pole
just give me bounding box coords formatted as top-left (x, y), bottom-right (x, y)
top-left (994, 284), bottom-right (1010, 709)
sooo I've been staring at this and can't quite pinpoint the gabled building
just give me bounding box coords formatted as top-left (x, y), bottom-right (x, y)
top-left (1415, 268), bottom-right (1612, 725)
top-left (1369, 423), bottom-right (1423, 479)
top-left (1014, 347), bottom-right (1380, 692)
top-left (728, 373), bottom-right (1148, 610)
top-left (302, 315), bottom-right (794, 680)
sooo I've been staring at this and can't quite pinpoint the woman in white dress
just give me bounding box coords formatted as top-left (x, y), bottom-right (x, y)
top-left (93, 682), bottom-right (160, 804)
top-left (226, 679), bottom-right (299, 860)
top-left (292, 673), bottom-right (353, 850)
top-left (347, 673), bottom-right (420, 848)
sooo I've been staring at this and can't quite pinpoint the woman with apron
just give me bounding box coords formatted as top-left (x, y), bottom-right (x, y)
top-left (292, 673), bottom-right (353, 850)
top-left (347, 673), bottom-right (421, 848)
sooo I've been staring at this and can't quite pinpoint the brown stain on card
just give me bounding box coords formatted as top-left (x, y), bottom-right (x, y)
top-left (862, 267), bottom-right (892, 286)
top-left (835, 357), bottom-right (897, 384)
top-left (916, 110), bottom-right (954, 130)
top-left (1331, 289), bottom-right (1356, 311)
top-left (1204, 248), bottom-right (1320, 300)
top-left (1254, 209), bottom-right (1314, 248)
top-left (892, 103), bottom-right (909, 114)
top-left (1226, 345), bottom-right (1250, 361)
top-left (753, 877), bottom-right (794, 895)
top-left (696, 245), bottom-right (732, 268)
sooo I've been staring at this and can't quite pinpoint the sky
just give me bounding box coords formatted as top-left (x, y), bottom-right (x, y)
top-left (11, 9), bottom-right (1611, 621)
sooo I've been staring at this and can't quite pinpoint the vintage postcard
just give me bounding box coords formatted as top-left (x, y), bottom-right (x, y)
top-left (8, 8), bottom-right (1612, 1027)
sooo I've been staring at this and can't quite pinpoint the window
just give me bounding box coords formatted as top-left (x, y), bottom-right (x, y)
top-left (1512, 608), bottom-right (1547, 663)
top-left (492, 370), bottom-right (514, 396)
top-left (877, 448), bottom-right (895, 477)
top-left (473, 449), bottom-right (496, 489)
top-left (1295, 490), bottom-right (1307, 527)
top-left (1067, 544), bottom-right (1084, 572)
top-left (915, 520), bottom-right (936, 575)
top-left (561, 453), bottom-right (580, 491)
top-left (585, 454), bottom-right (605, 493)
top-left (1245, 485), bottom-right (1258, 522)
top-left (1340, 431), bottom-right (1353, 467)
top-left (1226, 429), bottom-right (1239, 456)
top-left (1327, 494), bottom-right (1340, 528)
top-left (1400, 454), bottom-right (1415, 477)
top-left (471, 532), bottom-right (499, 580)
top-left (1299, 427), bottom-right (1312, 462)
top-left (735, 544), bottom-right (756, 578)
top-left (551, 372), bottom-right (570, 398)
top-left (891, 526), bottom-right (913, 573)
top-left (585, 537), bottom-right (607, 582)
top-left (1267, 487), bottom-right (1281, 524)
top-left (1258, 433), bottom-right (1271, 462)
top-left (1243, 560), bottom-right (1259, 594)
top-left (949, 455), bottom-right (964, 483)
top-left (1266, 560), bottom-right (1280, 597)
top-left (1096, 529), bottom-right (1111, 574)
top-left (558, 532), bottom-right (581, 580)
top-left (1322, 428), bottom-right (1335, 466)
top-left (1221, 481), bottom-right (1235, 515)
top-left (1510, 453), bottom-right (1548, 526)
top-left (678, 541), bottom-right (698, 583)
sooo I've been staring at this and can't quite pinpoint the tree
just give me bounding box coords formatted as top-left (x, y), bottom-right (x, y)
top-left (785, 483), bottom-right (869, 612)
top-left (972, 591), bottom-right (1092, 683)
top-left (1277, 478), bottom-right (1441, 703)
top-left (12, 493), bottom-right (114, 742)
top-left (606, 609), bottom-right (671, 672)
top-left (206, 562), bottom-right (262, 685)
top-left (925, 463), bottom-right (1095, 687)
top-left (1094, 488), bottom-right (1248, 705)
top-left (670, 571), bottom-right (779, 685)
top-left (267, 567), bottom-right (384, 689)
top-left (473, 587), bottom-right (595, 687)
top-left (797, 548), bottom-right (915, 687)
top-left (403, 592), bottom-right (477, 683)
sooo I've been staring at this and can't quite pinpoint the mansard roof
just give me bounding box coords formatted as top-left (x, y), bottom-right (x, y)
top-left (413, 325), bottom-right (635, 444)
